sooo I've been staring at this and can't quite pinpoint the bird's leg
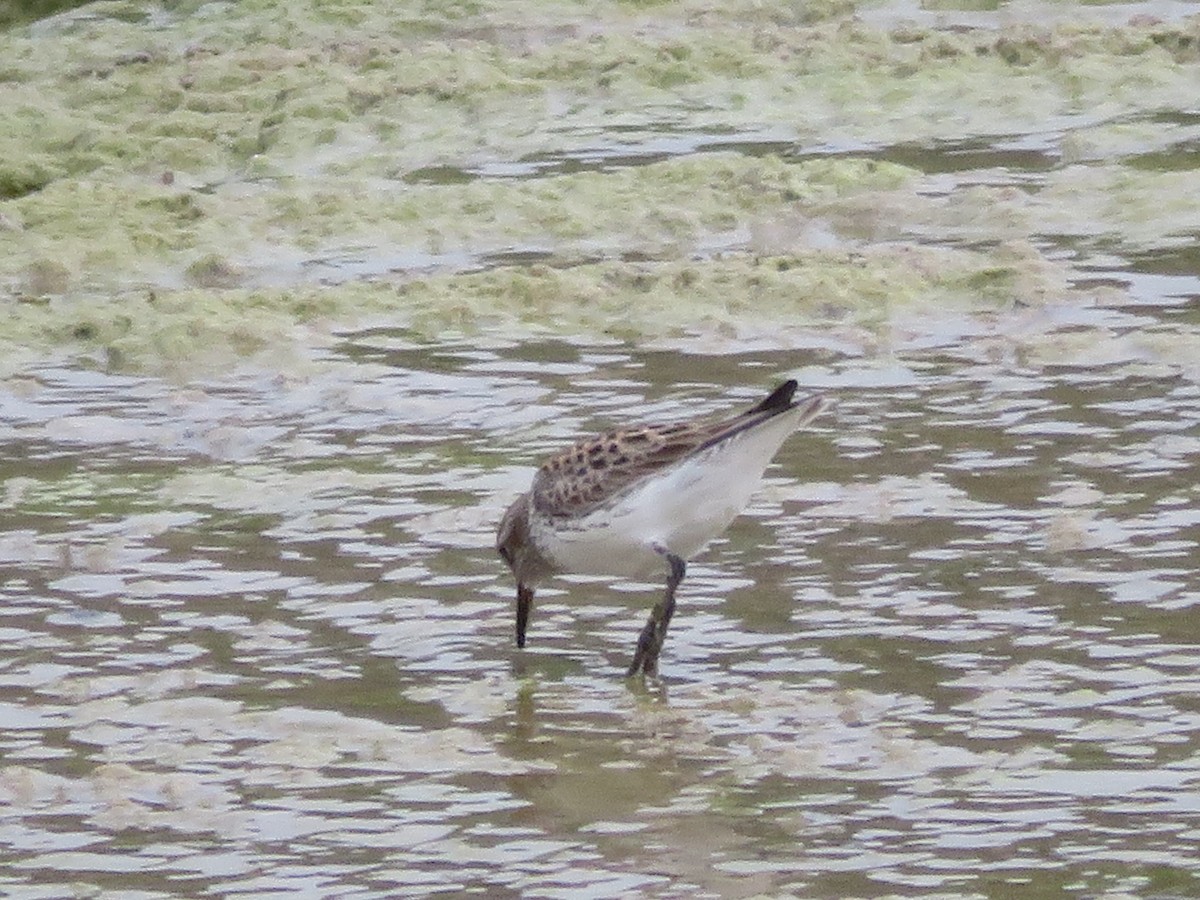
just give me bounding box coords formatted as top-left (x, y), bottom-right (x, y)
top-left (627, 550), bottom-right (686, 677)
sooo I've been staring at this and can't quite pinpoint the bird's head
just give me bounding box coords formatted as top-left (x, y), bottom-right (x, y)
top-left (496, 495), bottom-right (536, 647)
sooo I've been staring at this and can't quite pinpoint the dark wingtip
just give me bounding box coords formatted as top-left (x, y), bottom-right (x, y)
top-left (750, 379), bottom-right (798, 414)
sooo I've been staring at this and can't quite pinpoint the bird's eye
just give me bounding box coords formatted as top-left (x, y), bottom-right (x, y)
top-left (498, 546), bottom-right (513, 565)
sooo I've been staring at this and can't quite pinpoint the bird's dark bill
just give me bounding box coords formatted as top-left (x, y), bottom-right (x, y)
top-left (516, 584), bottom-right (533, 648)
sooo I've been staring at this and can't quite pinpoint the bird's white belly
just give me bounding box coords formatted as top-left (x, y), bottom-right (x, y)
top-left (537, 516), bottom-right (667, 577)
top-left (536, 414), bottom-right (796, 578)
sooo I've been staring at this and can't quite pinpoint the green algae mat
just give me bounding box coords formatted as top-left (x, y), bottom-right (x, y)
top-left (2, 0), bottom-right (1199, 373)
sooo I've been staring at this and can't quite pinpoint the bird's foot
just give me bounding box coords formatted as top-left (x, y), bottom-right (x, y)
top-left (626, 608), bottom-right (665, 677)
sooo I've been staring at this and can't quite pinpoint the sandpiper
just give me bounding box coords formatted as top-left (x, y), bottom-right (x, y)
top-left (496, 379), bottom-right (829, 677)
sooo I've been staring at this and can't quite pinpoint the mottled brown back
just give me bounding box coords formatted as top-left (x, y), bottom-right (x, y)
top-left (531, 381), bottom-right (801, 518)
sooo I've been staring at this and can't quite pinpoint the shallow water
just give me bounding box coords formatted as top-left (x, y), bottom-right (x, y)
top-left (4, 0), bottom-right (1200, 894)
top-left (2, 287), bottom-right (1199, 897)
